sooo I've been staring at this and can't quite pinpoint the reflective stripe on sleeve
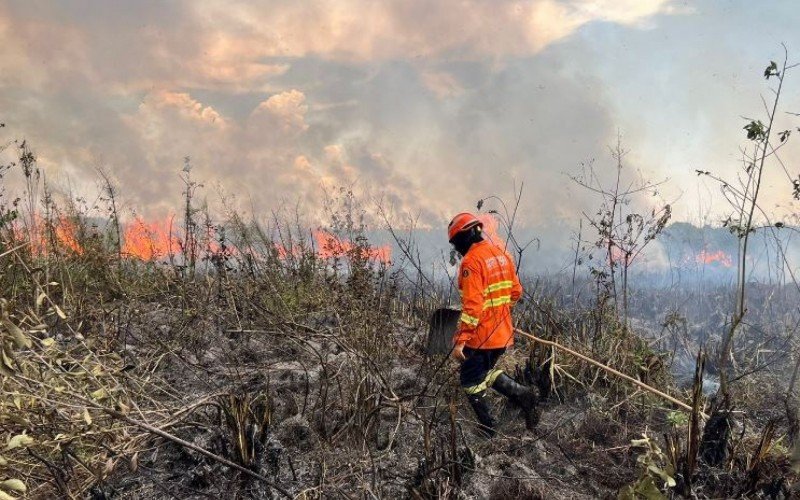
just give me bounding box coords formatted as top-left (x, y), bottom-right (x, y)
top-left (483, 295), bottom-right (512, 308)
top-left (484, 280), bottom-right (513, 295)
top-left (460, 312), bottom-right (479, 326)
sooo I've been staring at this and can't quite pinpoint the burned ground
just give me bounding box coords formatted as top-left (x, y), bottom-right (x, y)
top-left (0, 180), bottom-right (798, 499)
top-left (87, 299), bottom-right (639, 499)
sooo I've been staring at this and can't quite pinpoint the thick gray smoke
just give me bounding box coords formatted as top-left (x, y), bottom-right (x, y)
top-left (1, 0), bottom-right (799, 248)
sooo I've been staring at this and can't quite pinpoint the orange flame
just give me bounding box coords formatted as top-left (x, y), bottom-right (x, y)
top-left (122, 217), bottom-right (178, 260)
top-left (695, 249), bottom-right (733, 267)
top-left (55, 219), bottom-right (82, 254)
top-left (15, 213), bottom-right (391, 265)
top-left (274, 242), bottom-right (301, 260)
top-left (16, 216), bottom-right (84, 256)
top-left (312, 230), bottom-right (391, 263)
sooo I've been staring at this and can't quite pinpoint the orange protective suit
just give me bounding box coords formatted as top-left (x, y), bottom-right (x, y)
top-left (454, 239), bottom-right (523, 349)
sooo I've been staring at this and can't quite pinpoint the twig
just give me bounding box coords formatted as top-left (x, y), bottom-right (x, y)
top-left (0, 241), bottom-right (31, 259)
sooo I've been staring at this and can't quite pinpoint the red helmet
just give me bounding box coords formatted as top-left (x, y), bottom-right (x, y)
top-left (448, 212), bottom-right (482, 241)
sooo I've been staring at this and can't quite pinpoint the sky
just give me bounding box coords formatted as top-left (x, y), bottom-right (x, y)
top-left (1, 0), bottom-right (799, 241)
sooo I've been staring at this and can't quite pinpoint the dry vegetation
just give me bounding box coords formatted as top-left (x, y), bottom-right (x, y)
top-left (2, 53), bottom-right (800, 499)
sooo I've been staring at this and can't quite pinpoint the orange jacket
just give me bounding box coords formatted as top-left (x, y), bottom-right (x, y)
top-left (454, 240), bottom-right (523, 350)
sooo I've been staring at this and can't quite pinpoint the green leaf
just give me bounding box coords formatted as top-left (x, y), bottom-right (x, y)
top-left (90, 388), bottom-right (107, 400)
top-left (53, 305), bottom-right (67, 320)
top-left (5, 434), bottom-right (34, 451)
top-left (744, 120), bottom-right (766, 141)
top-left (3, 319), bottom-right (31, 349)
top-left (666, 410), bottom-right (688, 427)
top-left (634, 476), bottom-right (666, 500)
top-left (764, 60), bottom-right (779, 79)
top-left (618, 485), bottom-right (635, 500)
top-left (0, 479), bottom-right (26, 493)
top-left (0, 347), bottom-right (15, 376)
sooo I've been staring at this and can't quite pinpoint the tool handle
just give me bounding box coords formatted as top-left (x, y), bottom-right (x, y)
top-left (516, 328), bottom-right (706, 417)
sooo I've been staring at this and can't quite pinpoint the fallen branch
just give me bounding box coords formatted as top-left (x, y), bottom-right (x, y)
top-left (515, 328), bottom-right (707, 417)
top-left (0, 241), bottom-right (31, 259)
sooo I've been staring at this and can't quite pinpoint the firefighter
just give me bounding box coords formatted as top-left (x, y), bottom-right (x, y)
top-left (448, 212), bottom-right (539, 437)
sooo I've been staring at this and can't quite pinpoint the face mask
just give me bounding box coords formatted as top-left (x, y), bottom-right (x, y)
top-left (450, 225), bottom-right (482, 257)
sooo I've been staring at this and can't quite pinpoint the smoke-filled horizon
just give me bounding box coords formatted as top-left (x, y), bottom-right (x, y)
top-left (2, 0), bottom-right (800, 239)
top-left (382, 219), bottom-right (800, 285)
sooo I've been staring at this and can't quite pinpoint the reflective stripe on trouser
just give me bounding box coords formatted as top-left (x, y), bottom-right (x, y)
top-left (460, 347), bottom-right (506, 389)
top-left (464, 368), bottom-right (504, 395)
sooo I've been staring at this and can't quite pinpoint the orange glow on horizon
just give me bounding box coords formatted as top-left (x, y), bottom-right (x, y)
top-left (695, 249), bottom-right (733, 267)
top-left (15, 214), bottom-right (391, 265)
top-left (312, 230), bottom-right (391, 263)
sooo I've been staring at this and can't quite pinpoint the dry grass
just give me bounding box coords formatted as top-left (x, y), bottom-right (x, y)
top-left (0, 141), bottom-right (797, 499)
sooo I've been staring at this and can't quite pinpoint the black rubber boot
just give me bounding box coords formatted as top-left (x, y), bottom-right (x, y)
top-left (492, 373), bottom-right (540, 430)
top-left (466, 391), bottom-right (496, 438)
